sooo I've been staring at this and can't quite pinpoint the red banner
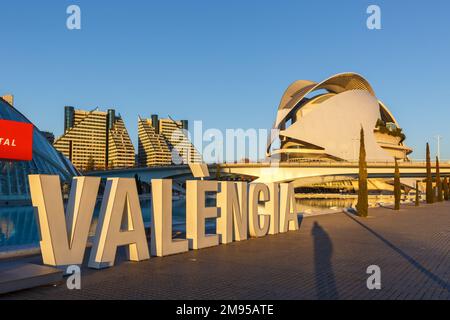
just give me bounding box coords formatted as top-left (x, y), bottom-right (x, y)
top-left (0, 119), bottom-right (33, 161)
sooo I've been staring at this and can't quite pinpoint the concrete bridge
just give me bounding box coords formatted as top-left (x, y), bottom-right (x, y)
top-left (85, 165), bottom-right (196, 181)
top-left (217, 161), bottom-right (450, 191)
top-left (85, 161), bottom-right (450, 188)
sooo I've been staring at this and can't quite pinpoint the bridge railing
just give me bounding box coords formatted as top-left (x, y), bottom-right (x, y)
top-left (219, 159), bottom-right (450, 167)
top-left (83, 159), bottom-right (450, 174)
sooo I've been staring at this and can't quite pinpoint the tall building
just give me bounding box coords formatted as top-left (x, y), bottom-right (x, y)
top-left (54, 107), bottom-right (135, 170)
top-left (138, 116), bottom-right (172, 166)
top-left (138, 115), bottom-right (202, 167)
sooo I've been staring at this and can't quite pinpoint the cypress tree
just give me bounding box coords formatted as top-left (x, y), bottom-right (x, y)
top-left (394, 159), bottom-right (401, 210)
top-left (436, 156), bottom-right (443, 202)
top-left (415, 180), bottom-right (420, 206)
top-left (426, 143), bottom-right (434, 204)
top-left (443, 177), bottom-right (449, 201)
top-left (356, 127), bottom-right (368, 217)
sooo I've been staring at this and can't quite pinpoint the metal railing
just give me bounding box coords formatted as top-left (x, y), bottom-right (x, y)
top-left (219, 159), bottom-right (450, 168)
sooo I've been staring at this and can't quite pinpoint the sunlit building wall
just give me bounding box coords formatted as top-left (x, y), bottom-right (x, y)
top-left (108, 117), bottom-right (136, 168)
top-left (158, 118), bottom-right (202, 165)
top-left (54, 107), bottom-right (135, 170)
top-left (138, 115), bottom-right (201, 167)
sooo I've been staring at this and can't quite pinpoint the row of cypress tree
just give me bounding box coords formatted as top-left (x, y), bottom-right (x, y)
top-left (423, 142), bottom-right (449, 204)
top-left (356, 129), bottom-right (447, 217)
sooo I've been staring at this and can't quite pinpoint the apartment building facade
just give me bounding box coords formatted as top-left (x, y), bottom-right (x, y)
top-left (138, 115), bottom-right (201, 167)
top-left (54, 107), bottom-right (135, 170)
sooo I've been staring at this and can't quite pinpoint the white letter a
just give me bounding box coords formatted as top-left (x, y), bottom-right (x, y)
top-left (89, 178), bottom-right (150, 269)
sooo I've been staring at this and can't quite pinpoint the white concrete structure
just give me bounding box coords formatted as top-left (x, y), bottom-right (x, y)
top-left (268, 73), bottom-right (412, 162)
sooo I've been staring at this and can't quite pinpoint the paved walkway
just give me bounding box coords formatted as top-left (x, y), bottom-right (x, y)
top-left (2, 202), bottom-right (450, 300)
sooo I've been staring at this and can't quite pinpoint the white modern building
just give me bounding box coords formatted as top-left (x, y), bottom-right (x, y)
top-left (267, 73), bottom-right (412, 163)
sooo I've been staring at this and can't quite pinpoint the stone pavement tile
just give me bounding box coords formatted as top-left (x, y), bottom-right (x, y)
top-left (1, 202), bottom-right (449, 300)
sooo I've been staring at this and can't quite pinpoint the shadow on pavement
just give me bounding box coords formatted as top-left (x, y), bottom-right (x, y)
top-left (344, 212), bottom-right (450, 293)
top-left (312, 221), bottom-right (339, 299)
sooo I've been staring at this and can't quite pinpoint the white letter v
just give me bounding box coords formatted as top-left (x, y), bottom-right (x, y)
top-left (29, 175), bottom-right (100, 266)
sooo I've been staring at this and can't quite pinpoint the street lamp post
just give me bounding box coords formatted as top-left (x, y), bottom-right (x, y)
top-left (435, 135), bottom-right (442, 160)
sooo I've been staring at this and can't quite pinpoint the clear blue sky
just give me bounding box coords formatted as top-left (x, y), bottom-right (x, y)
top-left (1, 0), bottom-right (450, 160)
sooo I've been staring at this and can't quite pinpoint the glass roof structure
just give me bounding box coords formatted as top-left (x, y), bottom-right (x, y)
top-left (0, 97), bottom-right (78, 203)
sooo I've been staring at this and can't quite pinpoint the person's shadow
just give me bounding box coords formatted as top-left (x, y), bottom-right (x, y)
top-left (312, 222), bottom-right (339, 299)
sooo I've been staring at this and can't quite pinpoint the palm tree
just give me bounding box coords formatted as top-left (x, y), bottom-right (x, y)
top-left (394, 159), bottom-right (401, 210)
top-left (356, 127), bottom-right (368, 217)
top-left (426, 143), bottom-right (434, 204)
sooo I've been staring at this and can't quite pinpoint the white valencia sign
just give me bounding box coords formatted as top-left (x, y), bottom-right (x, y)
top-left (28, 175), bottom-right (299, 269)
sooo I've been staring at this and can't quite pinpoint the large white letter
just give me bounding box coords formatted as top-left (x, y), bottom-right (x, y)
top-left (89, 178), bottom-right (149, 269)
top-left (279, 183), bottom-right (299, 233)
top-left (249, 184), bottom-right (270, 238)
top-left (266, 183), bottom-right (280, 235)
top-left (217, 181), bottom-right (248, 243)
top-left (29, 175), bottom-right (100, 266)
top-left (186, 180), bottom-right (219, 249)
top-left (151, 179), bottom-right (189, 257)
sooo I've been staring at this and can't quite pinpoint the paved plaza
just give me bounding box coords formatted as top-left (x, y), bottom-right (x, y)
top-left (1, 202), bottom-right (449, 300)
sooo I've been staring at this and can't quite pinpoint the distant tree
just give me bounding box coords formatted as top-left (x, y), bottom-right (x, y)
top-left (85, 154), bottom-right (95, 172)
top-left (426, 143), bottom-right (434, 204)
top-left (443, 177), bottom-right (449, 201)
top-left (394, 159), bottom-right (401, 210)
top-left (415, 180), bottom-right (420, 206)
top-left (356, 127), bottom-right (368, 217)
top-left (436, 157), bottom-right (443, 202)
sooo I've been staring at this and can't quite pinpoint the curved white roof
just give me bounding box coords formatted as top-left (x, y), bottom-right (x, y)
top-left (268, 73), bottom-right (409, 161)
